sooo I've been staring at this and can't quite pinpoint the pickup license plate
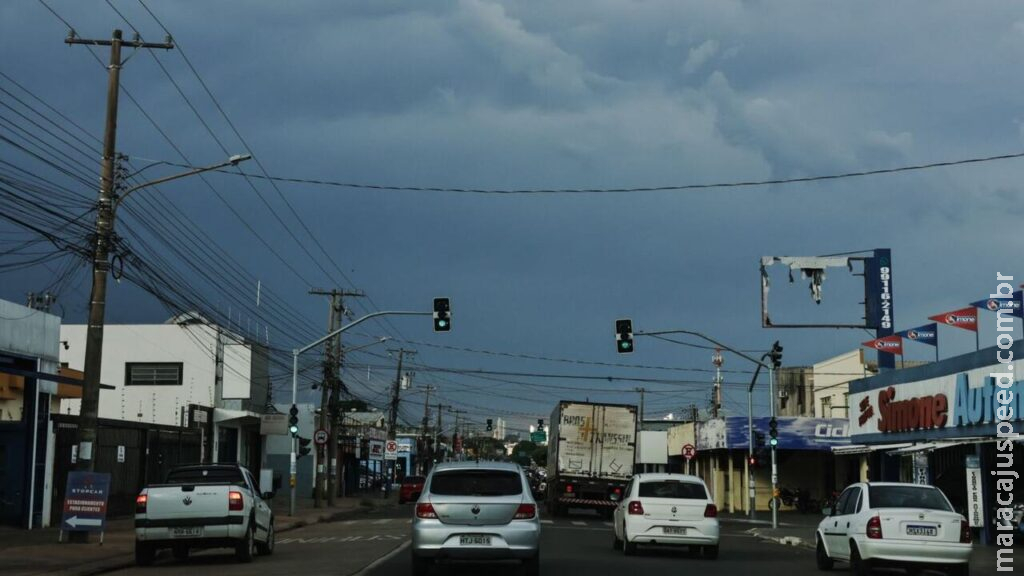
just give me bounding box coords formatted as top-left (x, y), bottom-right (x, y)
top-left (459, 535), bottom-right (491, 546)
top-left (663, 526), bottom-right (686, 535)
top-left (171, 527), bottom-right (202, 538)
top-left (906, 525), bottom-right (937, 537)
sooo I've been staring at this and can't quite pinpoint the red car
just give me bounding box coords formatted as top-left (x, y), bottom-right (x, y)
top-left (399, 475), bottom-right (425, 504)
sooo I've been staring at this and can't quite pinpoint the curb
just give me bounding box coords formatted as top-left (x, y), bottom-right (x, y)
top-left (68, 501), bottom-right (399, 576)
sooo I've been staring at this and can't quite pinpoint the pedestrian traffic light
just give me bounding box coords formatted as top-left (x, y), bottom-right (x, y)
top-left (615, 319), bottom-right (634, 354)
top-left (298, 436), bottom-right (312, 459)
top-left (433, 297), bottom-right (451, 332)
top-left (486, 419), bottom-right (493, 432)
top-left (537, 418), bottom-right (544, 429)
top-left (288, 404), bottom-right (299, 436)
top-left (748, 455), bottom-right (758, 467)
top-left (768, 417), bottom-right (778, 447)
top-left (769, 341), bottom-right (783, 369)
top-left (754, 431), bottom-right (766, 449)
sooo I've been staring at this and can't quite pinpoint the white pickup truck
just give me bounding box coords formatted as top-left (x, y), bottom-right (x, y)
top-left (134, 464), bottom-right (275, 566)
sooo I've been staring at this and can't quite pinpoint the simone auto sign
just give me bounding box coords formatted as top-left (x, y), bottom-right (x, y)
top-left (849, 364), bottom-right (1024, 438)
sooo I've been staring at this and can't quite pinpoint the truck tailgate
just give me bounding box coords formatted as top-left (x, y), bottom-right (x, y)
top-left (146, 485), bottom-right (232, 520)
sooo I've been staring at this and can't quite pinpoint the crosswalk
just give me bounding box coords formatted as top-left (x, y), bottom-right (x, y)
top-left (337, 517), bottom-right (614, 528)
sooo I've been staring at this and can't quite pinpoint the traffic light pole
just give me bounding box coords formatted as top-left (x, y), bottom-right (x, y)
top-left (291, 310), bottom-right (430, 516)
top-left (769, 365), bottom-right (778, 530)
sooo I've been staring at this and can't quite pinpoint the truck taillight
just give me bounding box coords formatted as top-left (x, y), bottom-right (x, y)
top-left (228, 490), bottom-right (244, 511)
top-left (704, 504), bottom-right (718, 518)
top-left (135, 493), bottom-right (147, 514)
top-left (514, 504), bottom-right (536, 519)
top-left (959, 519), bottom-right (972, 543)
top-left (565, 484), bottom-right (574, 494)
top-left (628, 501), bottom-right (644, 515)
top-left (416, 503), bottom-right (437, 519)
top-left (866, 515), bottom-right (883, 539)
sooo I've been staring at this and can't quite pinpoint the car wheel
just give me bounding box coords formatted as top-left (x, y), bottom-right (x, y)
top-left (612, 531), bottom-right (623, 551)
top-left (256, 520), bottom-right (275, 556)
top-left (135, 541), bottom-right (155, 566)
top-left (703, 545), bottom-right (719, 560)
top-left (235, 523), bottom-right (256, 563)
top-left (411, 553), bottom-right (431, 576)
top-left (815, 537), bottom-right (833, 570)
top-left (172, 545), bottom-right (189, 561)
top-left (523, 552), bottom-right (540, 576)
top-left (850, 544), bottom-right (871, 576)
top-left (622, 526), bottom-right (638, 556)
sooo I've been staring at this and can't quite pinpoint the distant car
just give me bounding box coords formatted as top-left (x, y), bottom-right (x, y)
top-left (411, 461), bottom-right (540, 576)
top-left (400, 476), bottom-right (426, 504)
top-left (815, 482), bottom-right (971, 576)
top-left (612, 473), bottom-right (719, 558)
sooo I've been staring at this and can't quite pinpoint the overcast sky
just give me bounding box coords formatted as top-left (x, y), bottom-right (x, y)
top-left (2, 1), bottom-right (1023, 434)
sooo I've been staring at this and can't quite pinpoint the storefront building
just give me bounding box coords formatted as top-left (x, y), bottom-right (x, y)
top-left (846, 340), bottom-right (1023, 544)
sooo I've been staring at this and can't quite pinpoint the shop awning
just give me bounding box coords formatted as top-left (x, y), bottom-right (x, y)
top-left (889, 437), bottom-right (999, 455)
top-left (213, 408), bottom-right (261, 425)
top-left (832, 443), bottom-right (912, 455)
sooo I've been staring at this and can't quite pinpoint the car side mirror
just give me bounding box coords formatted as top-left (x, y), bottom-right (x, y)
top-left (824, 506), bottom-right (834, 516)
top-left (262, 491), bottom-right (276, 500)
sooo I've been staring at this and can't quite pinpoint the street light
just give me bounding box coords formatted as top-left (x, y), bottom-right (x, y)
top-left (637, 328), bottom-right (781, 530)
top-left (75, 153), bottom-right (253, 486)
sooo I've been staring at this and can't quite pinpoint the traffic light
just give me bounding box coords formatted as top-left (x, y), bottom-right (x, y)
top-left (769, 341), bottom-right (783, 369)
top-left (748, 455), bottom-right (758, 467)
top-left (433, 297), bottom-right (451, 332)
top-left (297, 436), bottom-right (312, 459)
top-left (288, 404), bottom-right (299, 436)
top-left (768, 417), bottom-right (779, 447)
top-left (486, 419), bottom-right (493, 432)
top-left (537, 418), bottom-right (544, 429)
top-left (754, 431), bottom-right (766, 449)
top-left (615, 319), bottom-right (634, 354)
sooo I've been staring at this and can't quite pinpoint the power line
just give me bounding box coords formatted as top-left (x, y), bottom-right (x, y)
top-left (145, 150), bottom-right (1024, 196)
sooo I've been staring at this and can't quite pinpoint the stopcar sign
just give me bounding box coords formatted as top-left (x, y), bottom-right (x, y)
top-left (61, 471), bottom-right (111, 532)
top-left (682, 444), bottom-right (697, 460)
top-left (314, 429), bottom-right (329, 445)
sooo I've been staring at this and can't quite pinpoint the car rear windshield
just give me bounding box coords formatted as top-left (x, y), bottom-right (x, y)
top-left (868, 485), bottom-right (952, 511)
top-left (429, 470), bottom-right (522, 496)
top-left (166, 467), bottom-right (245, 485)
top-left (403, 476), bottom-right (425, 485)
top-left (638, 480), bottom-right (708, 499)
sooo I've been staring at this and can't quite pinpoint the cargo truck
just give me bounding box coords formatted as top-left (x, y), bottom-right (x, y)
top-left (546, 401), bottom-right (637, 517)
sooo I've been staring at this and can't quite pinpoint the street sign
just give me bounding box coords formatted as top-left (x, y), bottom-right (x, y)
top-left (368, 440), bottom-right (384, 461)
top-left (314, 429), bottom-right (329, 445)
top-left (260, 413), bottom-right (289, 436)
top-left (682, 443), bottom-right (696, 460)
top-left (116, 446), bottom-right (125, 463)
top-left (384, 440), bottom-right (398, 461)
top-left (530, 431), bottom-right (547, 443)
top-left (61, 471), bottom-right (111, 533)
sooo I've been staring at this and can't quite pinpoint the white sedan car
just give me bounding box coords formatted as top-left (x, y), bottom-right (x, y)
top-left (815, 482), bottom-right (971, 576)
top-left (612, 473), bottom-right (720, 558)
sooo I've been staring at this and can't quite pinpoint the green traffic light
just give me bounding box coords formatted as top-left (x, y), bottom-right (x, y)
top-left (289, 425), bottom-right (299, 435)
top-left (620, 341), bottom-right (631, 350)
top-left (769, 438), bottom-right (778, 447)
top-left (439, 319), bottom-right (448, 327)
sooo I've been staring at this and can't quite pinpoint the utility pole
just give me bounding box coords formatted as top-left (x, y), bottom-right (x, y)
top-left (712, 349), bottom-right (724, 418)
top-left (309, 289), bottom-right (363, 507)
top-left (449, 408), bottom-right (466, 461)
top-left (387, 349), bottom-right (415, 497)
top-left (65, 28), bottom-right (173, 543)
top-left (419, 385), bottom-right (436, 474)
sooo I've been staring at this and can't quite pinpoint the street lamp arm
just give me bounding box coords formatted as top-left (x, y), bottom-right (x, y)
top-left (638, 329), bottom-right (769, 369)
top-left (114, 154), bottom-right (252, 209)
top-left (296, 311), bottom-right (429, 356)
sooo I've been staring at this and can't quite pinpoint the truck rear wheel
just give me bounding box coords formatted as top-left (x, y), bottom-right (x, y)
top-left (135, 541), bottom-right (155, 566)
top-left (235, 524), bottom-right (255, 563)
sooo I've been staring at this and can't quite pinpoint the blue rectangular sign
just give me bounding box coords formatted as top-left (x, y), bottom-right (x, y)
top-left (61, 471), bottom-right (111, 532)
top-left (714, 417), bottom-right (850, 451)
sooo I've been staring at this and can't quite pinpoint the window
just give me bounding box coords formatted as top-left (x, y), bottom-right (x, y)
top-left (166, 466), bottom-right (245, 485)
top-left (402, 476), bottom-right (425, 485)
top-left (429, 470), bottom-right (523, 496)
top-left (834, 487), bottom-right (852, 515)
top-left (638, 480), bottom-right (708, 499)
top-left (125, 363), bottom-right (183, 386)
top-left (841, 487), bottom-right (861, 515)
top-left (868, 485), bottom-right (952, 511)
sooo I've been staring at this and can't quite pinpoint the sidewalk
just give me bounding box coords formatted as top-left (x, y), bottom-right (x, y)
top-left (0, 493), bottom-right (398, 576)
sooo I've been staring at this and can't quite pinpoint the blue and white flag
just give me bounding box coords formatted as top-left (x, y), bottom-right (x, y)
top-left (971, 290), bottom-right (1023, 319)
top-left (897, 323), bottom-right (938, 347)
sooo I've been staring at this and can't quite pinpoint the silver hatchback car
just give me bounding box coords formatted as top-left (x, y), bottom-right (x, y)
top-left (411, 461), bottom-right (541, 576)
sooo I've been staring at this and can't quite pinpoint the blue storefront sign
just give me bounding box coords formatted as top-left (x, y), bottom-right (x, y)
top-left (696, 416), bottom-right (850, 451)
top-left (61, 471), bottom-right (111, 532)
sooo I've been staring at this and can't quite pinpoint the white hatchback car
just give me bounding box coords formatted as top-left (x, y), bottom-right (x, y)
top-left (612, 473), bottom-right (720, 558)
top-left (815, 482), bottom-right (971, 576)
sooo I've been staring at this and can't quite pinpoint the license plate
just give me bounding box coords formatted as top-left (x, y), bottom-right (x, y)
top-left (171, 527), bottom-right (202, 538)
top-left (663, 526), bottom-right (686, 535)
top-left (906, 525), bottom-right (937, 537)
top-left (459, 535), bottom-right (491, 546)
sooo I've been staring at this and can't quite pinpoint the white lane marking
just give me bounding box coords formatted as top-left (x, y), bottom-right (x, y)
top-left (372, 518), bottom-right (392, 525)
top-left (353, 541), bottom-right (411, 576)
top-left (603, 522), bottom-right (613, 527)
top-left (572, 521), bottom-right (587, 526)
top-left (277, 535), bottom-right (405, 544)
top-left (406, 519), bottom-right (412, 524)
top-left (540, 520), bottom-right (554, 525)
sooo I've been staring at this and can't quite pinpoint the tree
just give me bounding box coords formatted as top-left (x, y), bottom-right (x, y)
top-left (531, 446), bottom-right (548, 468)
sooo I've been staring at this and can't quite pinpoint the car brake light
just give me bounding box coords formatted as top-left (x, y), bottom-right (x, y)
top-left (135, 493), bottom-right (147, 514)
top-left (959, 519), bottom-right (972, 544)
top-left (416, 503), bottom-right (438, 519)
top-left (514, 504), bottom-right (536, 520)
top-left (866, 515), bottom-right (882, 539)
top-left (628, 501), bottom-right (644, 515)
top-left (704, 504), bottom-right (718, 518)
top-left (566, 484), bottom-right (574, 494)
top-left (228, 490), bottom-right (244, 511)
